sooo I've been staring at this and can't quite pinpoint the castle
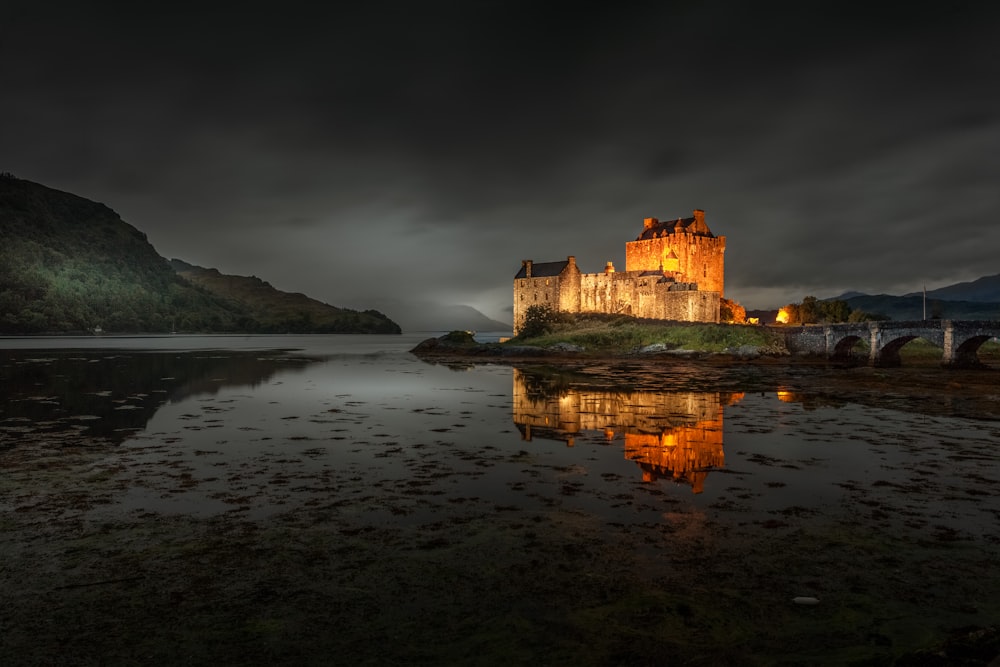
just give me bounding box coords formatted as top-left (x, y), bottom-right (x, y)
top-left (513, 209), bottom-right (726, 333)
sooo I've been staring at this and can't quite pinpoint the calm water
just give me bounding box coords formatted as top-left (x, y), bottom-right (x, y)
top-left (2, 335), bottom-right (998, 665)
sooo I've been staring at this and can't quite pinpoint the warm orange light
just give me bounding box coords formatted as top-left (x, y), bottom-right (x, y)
top-left (775, 308), bottom-right (790, 324)
top-left (776, 390), bottom-right (797, 403)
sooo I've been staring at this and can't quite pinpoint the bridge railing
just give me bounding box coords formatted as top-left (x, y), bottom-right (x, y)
top-left (768, 320), bottom-right (1000, 368)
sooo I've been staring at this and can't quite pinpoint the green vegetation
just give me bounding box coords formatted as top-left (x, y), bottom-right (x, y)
top-left (896, 337), bottom-right (949, 362)
top-left (832, 336), bottom-right (1000, 365)
top-left (981, 339), bottom-right (1000, 362)
top-left (896, 337), bottom-right (1000, 364)
top-left (783, 293), bottom-right (1000, 323)
top-left (513, 307), bottom-right (784, 353)
top-left (778, 295), bottom-right (886, 324)
top-left (841, 293), bottom-right (1000, 321)
top-left (438, 330), bottom-right (479, 345)
top-left (516, 305), bottom-right (573, 339)
top-left (170, 261), bottom-right (399, 334)
top-left (0, 176), bottom-right (399, 334)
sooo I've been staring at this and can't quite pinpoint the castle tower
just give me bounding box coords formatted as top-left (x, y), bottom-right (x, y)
top-left (625, 209), bottom-right (725, 294)
top-left (512, 208), bottom-right (725, 333)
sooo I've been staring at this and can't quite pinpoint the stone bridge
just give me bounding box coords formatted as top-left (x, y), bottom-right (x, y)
top-left (771, 320), bottom-right (1000, 367)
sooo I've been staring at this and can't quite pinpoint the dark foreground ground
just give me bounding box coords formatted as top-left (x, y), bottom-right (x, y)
top-left (2, 353), bottom-right (999, 666)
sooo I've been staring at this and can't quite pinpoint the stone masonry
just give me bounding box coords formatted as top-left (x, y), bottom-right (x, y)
top-left (513, 210), bottom-right (726, 333)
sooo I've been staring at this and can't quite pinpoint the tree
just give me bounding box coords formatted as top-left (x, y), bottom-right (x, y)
top-left (720, 297), bottom-right (746, 324)
top-left (519, 305), bottom-right (560, 339)
top-left (819, 299), bottom-right (851, 323)
top-left (799, 296), bottom-right (819, 324)
top-left (778, 303), bottom-right (801, 324)
top-left (848, 310), bottom-right (890, 322)
top-left (781, 297), bottom-right (853, 324)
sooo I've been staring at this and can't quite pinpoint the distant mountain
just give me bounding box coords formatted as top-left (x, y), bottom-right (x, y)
top-left (0, 174), bottom-right (399, 334)
top-left (903, 274), bottom-right (1000, 303)
top-left (820, 275), bottom-right (1000, 321)
top-left (170, 260), bottom-right (399, 334)
top-left (835, 294), bottom-right (1000, 321)
top-left (338, 297), bottom-right (511, 333)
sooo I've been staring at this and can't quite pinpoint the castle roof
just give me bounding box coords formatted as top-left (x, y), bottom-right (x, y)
top-left (635, 215), bottom-right (714, 241)
top-left (514, 260), bottom-right (569, 279)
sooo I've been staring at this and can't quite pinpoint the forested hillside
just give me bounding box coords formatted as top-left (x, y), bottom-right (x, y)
top-left (171, 260), bottom-right (400, 334)
top-left (0, 175), bottom-right (399, 334)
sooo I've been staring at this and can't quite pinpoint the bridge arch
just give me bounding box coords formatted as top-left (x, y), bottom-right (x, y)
top-left (873, 335), bottom-right (924, 367)
top-left (951, 335), bottom-right (994, 368)
top-left (830, 335), bottom-right (864, 360)
top-left (780, 320), bottom-right (1000, 368)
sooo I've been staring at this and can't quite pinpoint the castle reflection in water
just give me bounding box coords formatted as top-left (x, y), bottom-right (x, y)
top-left (511, 368), bottom-right (744, 493)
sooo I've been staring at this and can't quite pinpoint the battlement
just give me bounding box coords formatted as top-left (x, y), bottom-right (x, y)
top-left (513, 210), bottom-right (726, 333)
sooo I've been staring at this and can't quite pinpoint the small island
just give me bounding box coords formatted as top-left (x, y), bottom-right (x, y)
top-left (412, 315), bottom-right (786, 361)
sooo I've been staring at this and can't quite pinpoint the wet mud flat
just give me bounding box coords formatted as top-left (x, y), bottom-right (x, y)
top-left (2, 351), bottom-right (999, 665)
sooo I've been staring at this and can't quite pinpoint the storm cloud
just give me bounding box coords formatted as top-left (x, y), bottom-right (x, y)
top-left (3, 2), bottom-right (999, 324)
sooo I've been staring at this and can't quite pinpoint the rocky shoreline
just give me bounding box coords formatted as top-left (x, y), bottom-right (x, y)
top-left (410, 330), bottom-right (789, 362)
top-left (411, 331), bottom-right (1000, 421)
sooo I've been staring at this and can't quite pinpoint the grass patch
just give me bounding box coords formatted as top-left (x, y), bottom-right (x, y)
top-left (510, 314), bottom-right (785, 354)
top-left (898, 337), bottom-right (944, 361)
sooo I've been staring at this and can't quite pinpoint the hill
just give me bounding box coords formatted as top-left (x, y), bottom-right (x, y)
top-left (835, 294), bottom-right (1000, 321)
top-left (0, 174), bottom-right (399, 334)
top-left (170, 260), bottom-right (399, 334)
top-left (338, 297), bottom-right (511, 333)
top-left (903, 274), bottom-right (1000, 303)
top-left (818, 275), bottom-right (1000, 322)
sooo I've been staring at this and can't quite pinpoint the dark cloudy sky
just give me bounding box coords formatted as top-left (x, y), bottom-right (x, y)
top-left (3, 2), bottom-right (999, 323)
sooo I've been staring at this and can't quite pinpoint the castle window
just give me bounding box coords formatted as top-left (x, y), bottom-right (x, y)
top-left (703, 264), bottom-right (707, 277)
top-left (534, 294), bottom-right (537, 302)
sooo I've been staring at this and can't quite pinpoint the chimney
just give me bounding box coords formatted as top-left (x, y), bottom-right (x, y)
top-left (604, 261), bottom-right (615, 275)
top-left (689, 209), bottom-right (708, 234)
top-left (567, 255), bottom-right (576, 268)
top-left (643, 217), bottom-right (659, 230)
top-left (522, 260), bottom-right (532, 278)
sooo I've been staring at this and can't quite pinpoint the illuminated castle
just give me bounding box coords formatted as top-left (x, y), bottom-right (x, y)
top-left (513, 210), bottom-right (726, 334)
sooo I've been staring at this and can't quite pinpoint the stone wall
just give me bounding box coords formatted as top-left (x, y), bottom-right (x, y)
top-left (512, 260), bottom-right (581, 333)
top-left (512, 211), bottom-right (726, 334)
top-left (625, 231), bottom-right (726, 294)
top-left (515, 269), bottom-right (721, 333)
top-left (513, 275), bottom-right (560, 332)
top-left (579, 271), bottom-right (720, 322)
top-left (579, 271), bottom-right (636, 314)
top-left (558, 262), bottom-right (582, 315)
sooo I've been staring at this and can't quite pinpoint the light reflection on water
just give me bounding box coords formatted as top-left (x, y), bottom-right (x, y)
top-left (3, 343), bottom-right (995, 533)
top-left (2, 336), bottom-right (1000, 664)
top-left (508, 366), bottom-right (999, 538)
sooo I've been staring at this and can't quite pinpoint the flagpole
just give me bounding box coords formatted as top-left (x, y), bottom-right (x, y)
top-left (923, 285), bottom-right (926, 320)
